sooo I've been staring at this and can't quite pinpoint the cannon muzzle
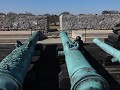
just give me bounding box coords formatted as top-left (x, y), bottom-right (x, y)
top-left (60, 32), bottom-right (109, 90)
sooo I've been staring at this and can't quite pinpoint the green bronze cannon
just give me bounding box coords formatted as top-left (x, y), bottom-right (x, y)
top-left (93, 38), bottom-right (120, 63)
top-left (60, 32), bottom-right (109, 90)
top-left (0, 31), bottom-right (40, 90)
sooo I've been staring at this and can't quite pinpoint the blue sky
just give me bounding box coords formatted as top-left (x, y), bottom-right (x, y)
top-left (0, 0), bottom-right (119, 15)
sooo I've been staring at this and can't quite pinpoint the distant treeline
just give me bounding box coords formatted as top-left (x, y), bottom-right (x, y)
top-left (0, 10), bottom-right (120, 31)
top-left (102, 10), bottom-right (120, 14)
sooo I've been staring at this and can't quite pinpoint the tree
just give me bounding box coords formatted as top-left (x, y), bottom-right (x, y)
top-left (102, 10), bottom-right (120, 14)
top-left (25, 12), bottom-right (35, 16)
top-left (44, 14), bottom-right (59, 25)
top-left (43, 13), bottom-right (50, 17)
top-left (0, 12), bottom-right (6, 15)
top-left (7, 12), bottom-right (17, 17)
top-left (6, 12), bottom-right (18, 29)
top-left (50, 14), bottom-right (59, 25)
top-left (60, 11), bottom-right (70, 15)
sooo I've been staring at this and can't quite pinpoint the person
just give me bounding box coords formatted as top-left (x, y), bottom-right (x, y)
top-left (73, 36), bottom-right (84, 51)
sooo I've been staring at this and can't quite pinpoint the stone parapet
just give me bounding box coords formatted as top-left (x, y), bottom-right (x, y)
top-left (60, 14), bottom-right (120, 30)
top-left (0, 15), bottom-right (48, 31)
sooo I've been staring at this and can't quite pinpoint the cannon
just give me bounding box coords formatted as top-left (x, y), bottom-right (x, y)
top-left (0, 31), bottom-right (40, 90)
top-left (60, 32), bottom-right (109, 90)
top-left (93, 38), bottom-right (120, 63)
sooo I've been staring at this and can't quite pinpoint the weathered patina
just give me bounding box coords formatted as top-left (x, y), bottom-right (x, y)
top-left (60, 32), bottom-right (109, 90)
top-left (93, 38), bottom-right (120, 63)
top-left (0, 31), bottom-right (40, 90)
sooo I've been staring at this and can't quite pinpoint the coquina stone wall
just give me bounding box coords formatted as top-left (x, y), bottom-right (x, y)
top-left (0, 14), bottom-right (48, 31)
top-left (60, 14), bottom-right (120, 30)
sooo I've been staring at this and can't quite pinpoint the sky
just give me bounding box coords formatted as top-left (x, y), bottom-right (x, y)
top-left (0, 0), bottom-right (120, 15)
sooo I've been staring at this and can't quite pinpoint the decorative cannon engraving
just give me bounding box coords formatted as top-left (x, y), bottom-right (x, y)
top-left (60, 32), bottom-right (109, 90)
top-left (0, 31), bottom-right (40, 90)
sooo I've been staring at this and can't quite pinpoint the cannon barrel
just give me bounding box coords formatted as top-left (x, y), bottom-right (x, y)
top-left (93, 38), bottom-right (120, 63)
top-left (60, 32), bottom-right (109, 90)
top-left (0, 31), bottom-right (40, 90)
